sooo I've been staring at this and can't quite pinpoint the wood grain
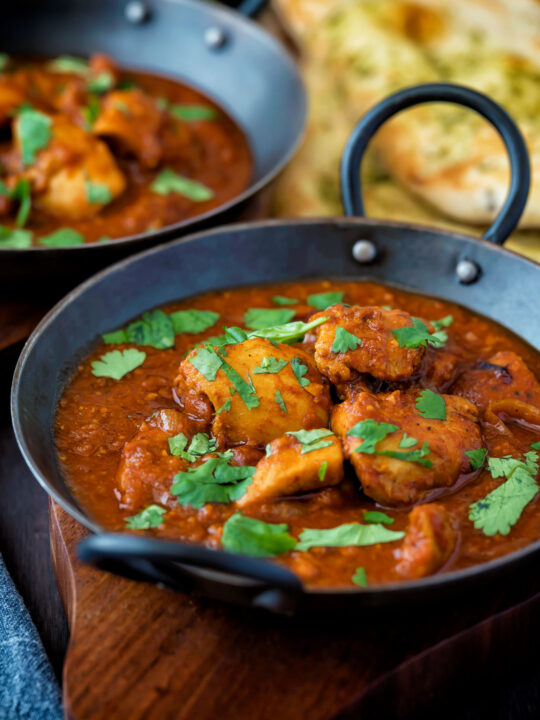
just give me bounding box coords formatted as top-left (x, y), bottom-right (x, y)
top-left (51, 500), bottom-right (540, 720)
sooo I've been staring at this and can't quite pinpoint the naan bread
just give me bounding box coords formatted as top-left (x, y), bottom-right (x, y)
top-left (272, 0), bottom-right (540, 243)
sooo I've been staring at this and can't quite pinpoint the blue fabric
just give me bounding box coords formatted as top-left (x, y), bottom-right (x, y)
top-left (0, 554), bottom-right (62, 720)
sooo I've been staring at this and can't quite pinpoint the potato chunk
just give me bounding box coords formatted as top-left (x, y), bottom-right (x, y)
top-left (331, 390), bottom-right (482, 506)
top-left (452, 351), bottom-right (540, 413)
top-left (177, 338), bottom-right (331, 447)
top-left (395, 504), bottom-right (458, 579)
top-left (237, 431), bottom-right (343, 507)
top-left (117, 409), bottom-right (193, 511)
top-left (15, 113), bottom-right (126, 219)
top-left (311, 305), bottom-right (426, 383)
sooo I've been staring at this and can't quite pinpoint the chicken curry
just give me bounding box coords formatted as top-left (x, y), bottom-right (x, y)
top-left (0, 53), bottom-right (252, 247)
top-left (55, 280), bottom-right (540, 588)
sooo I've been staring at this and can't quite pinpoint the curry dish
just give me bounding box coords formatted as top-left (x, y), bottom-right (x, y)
top-left (55, 281), bottom-right (540, 588)
top-left (0, 53), bottom-right (252, 247)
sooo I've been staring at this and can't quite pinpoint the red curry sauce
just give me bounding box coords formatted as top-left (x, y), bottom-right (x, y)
top-left (55, 281), bottom-right (540, 588)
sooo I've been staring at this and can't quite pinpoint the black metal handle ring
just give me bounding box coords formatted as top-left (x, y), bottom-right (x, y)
top-left (78, 533), bottom-right (302, 600)
top-left (340, 83), bottom-right (531, 245)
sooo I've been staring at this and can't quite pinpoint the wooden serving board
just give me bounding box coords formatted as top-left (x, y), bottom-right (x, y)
top-left (50, 500), bottom-right (540, 720)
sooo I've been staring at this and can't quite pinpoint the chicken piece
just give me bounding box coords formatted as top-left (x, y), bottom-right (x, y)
top-left (311, 305), bottom-right (426, 384)
top-left (395, 504), bottom-right (458, 579)
top-left (88, 53), bottom-right (121, 85)
top-left (117, 409), bottom-right (194, 511)
top-left (452, 351), bottom-right (540, 413)
top-left (331, 390), bottom-right (482, 506)
top-left (419, 345), bottom-right (462, 392)
top-left (176, 338), bottom-right (331, 447)
top-left (13, 113), bottom-right (126, 219)
top-left (237, 431), bottom-right (343, 507)
top-left (93, 89), bottom-right (173, 168)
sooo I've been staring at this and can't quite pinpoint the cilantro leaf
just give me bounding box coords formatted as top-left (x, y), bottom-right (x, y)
top-left (416, 389), bottom-right (446, 420)
top-left (307, 291), bottom-right (344, 310)
top-left (104, 309), bottom-right (176, 349)
top-left (274, 390), bottom-right (287, 413)
top-left (0, 227), bottom-right (33, 249)
top-left (170, 104), bottom-right (217, 121)
top-left (216, 398), bottom-right (231, 414)
top-left (363, 511), bottom-right (394, 525)
top-left (296, 522), bottom-right (405, 551)
top-left (125, 504), bottom-right (166, 529)
top-left (348, 419), bottom-right (432, 467)
top-left (0, 54), bottom-right (10, 72)
top-left (291, 357), bottom-right (310, 387)
top-left (392, 317), bottom-right (447, 349)
top-left (218, 355), bottom-right (260, 409)
top-left (85, 178), bottom-right (113, 205)
top-left (287, 428), bottom-right (334, 454)
top-left (431, 315), bottom-right (454, 331)
top-left (331, 327), bottom-right (362, 353)
top-left (466, 448), bottom-right (487, 470)
top-left (253, 356), bottom-right (288, 374)
top-left (272, 296), bottom-right (298, 306)
top-left (47, 55), bottom-right (88, 74)
top-left (168, 433), bottom-right (188, 456)
top-left (352, 567), bottom-right (367, 587)
top-left (249, 316), bottom-right (327, 344)
top-left (151, 168), bottom-right (214, 201)
top-left (530, 441), bottom-right (540, 450)
top-left (38, 228), bottom-right (84, 247)
top-left (171, 458), bottom-right (255, 509)
top-left (347, 419), bottom-right (398, 453)
top-left (469, 453), bottom-right (539, 535)
top-left (221, 513), bottom-right (297, 557)
top-left (91, 348), bottom-right (146, 380)
top-left (82, 96), bottom-right (101, 130)
top-left (11, 179), bottom-right (31, 227)
top-left (318, 461), bottom-right (328, 481)
top-left (398, 433), bottom-right (417, 448)
top-left (169, 309), bottom-right (219, 334)
top-left (188, 346), bottom-right (223, 381)
top-left (87, 71), bottom-right (114, 94)
top-left (244, 308), bottom-right (296, 330)
top-left (17, 108), bottom-right (52, 167)
top-left (168, 432), bottom-right (216, 461)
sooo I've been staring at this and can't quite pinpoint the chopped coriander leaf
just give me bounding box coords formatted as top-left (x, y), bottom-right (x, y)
top-left (125, 504), bottom-right (166, 529)
top-left (244, 308), bottom-right (296, 330)
top-left (381, 305), bottom-right (393, 311)
top-left (377, 442), bottom-right (432, 468)
top-left (265, 443), bottom-right (273, 458)
top-left (221, 513), bottom-right (297, 557)
top-left (47, 55), bottom-right (89, 74)
top-left (98, 236), bottom-right (111, 243)
top-left (223, 326), bottom-right (248, 344)
top-left (291, 357), bottom-right (310, 387)
top-left (169, 104), bottom-right (218, 121)
top-left (416, 389), bottom-right (446, 420)
top-left (0, 227), bottom-right (33, 249)
top-left (151, 168), bottom-right (214, 201)
top-left (530, 441), bottom-right (540, 450)
top-left (91, 348), bottom-right (146, 380)
top-left (169, 309), bottom-right (219, 334)
top-left (155, 97), bottom-right (169, 111)
top-left (274, 390), bottom-right (287, 413)
top-left (87, 71), bottom-right (114, 94)
top-left (102, 329), bottom-right (128, 344)
top-left (85, 178), bottom-right (113, 205)
top-left (307, 291), bottom-right (344, 310)
top-left (38, 228), bottom-right (84, 247)
top-left (363, 511), bottom-right (394, 525)
top-left (82, 96), bottom-right (101, 130)
top-left (253, 356), bottom-right (288, 374)
top-left (348, 419), bottom-right (398, 453)
top-left (168, 432), bottom-right (188, 456)
top-left (0, 54), bottom-right (10, 72)
top-left (217, 355), bottom-right (260, 410)
top-left (318, 461), bottom-right (328, 482)
top-left (0, 180), bottom-right (9, 196)
top-left (124, 309), bottom-right (175, 349)
top-left (216, 398), bottom-right (231, 414)
top-left (169, 432), bottom-right (216, 461)
top-left (287, 428), bottom-right (334, 454)
top-left (188, 346), bottom-right (223, 381)
top-left (469, 452), bottom-right (539, 536)
top-left (272, 296), bottom-right (298, 306)
top-left (398, 433), bottom-right (417, 448)
top-left (17, 108), bottom-right (52, 167)
top-left (118, 78), bottom-right (137, 90)
top-left (466, 448), bottom-right (487, 470)
top-left (171, 458), bottom-right (255, 509)
top-left (392, 317), bottom-right (447, 349)
top-left (352, 567), bottom-right (367, 587)
top-left (11, 179), bottom-right (31, 227)
top-left (296, 522), bottom-right (405, 551)
top-left (431, 315), bottom-right (454, 331)
top-left (331, 327), bottom-right (362, 353)
top-left (249, 316), bottom-right (328, 344)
